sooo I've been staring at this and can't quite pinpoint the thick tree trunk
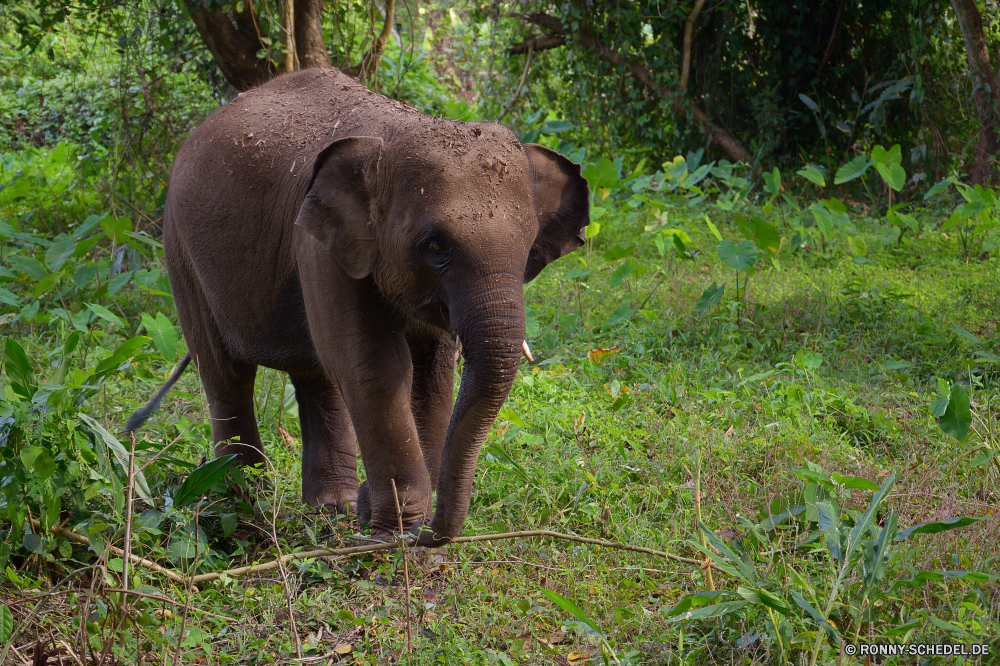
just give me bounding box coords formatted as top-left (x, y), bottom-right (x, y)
top-left (188, 1), bottom-right (275, 91)
top-left (295, 0), bottom-right (331, 68)
top-left (525, 13), bottom-right (751, 163)
top-left (950, 0), bottom-right (999, 184)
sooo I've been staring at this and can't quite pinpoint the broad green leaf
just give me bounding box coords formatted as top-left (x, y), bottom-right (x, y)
top-left (923, 180), bottom-right (951, 200)
top-left (717, 240), bottom-right (757, 272)
top-left (939, 384), bottom-right (971, 442)
top-left (734, 215), bottom-right (754, 240)
top-left (666, 600), bottom-right (747, 622)
top-left (798, 94), bottom-right (820, 114)
top-left (876, 225), bottom-right (900, 246)
top-left (822, 198), bottom-right (847, 214)
top-left (697, 282), bottom-right (725, 315)
top-left (172, 455), bottom-right (239, 507)
top-left (844, 473), bottom-right (895, 564)
top-left (834, 156), bottom-right (874, 185)
top-left (3, 338), bottom-right (37, 400)
top-left (663, 590), bottom-right (738, 617)
top-left (830, 473), bottom-right (879, 491)
top-left (737, 587), bottom-right (792, 616)
top-left (603, 244), bottom-right (635, 261)
top-left (699, 522), bottom-right (757, 583)
top-left (763, 168), bottom-right (781, 197)
top-left (100, 215), bottom-right (133, 243)
top-left (0, 603), bottom-right (11, 643)
top-left (44, 233), bottom-right (78, 271)
top-left (883, 618), bottom-right (922, 638)
top-left (662, 228), bottom-right (692, 244)
top-left (847, 236), bottom-right (867, 257)
top-left (582, 158), bottom-right (619, 189)
top-left (20, 445), bottom-right (55, 480)
top-left (817, 501), bottom-right (843, 562)
top-left (141, 312), bottom-right (179, 360)
top-left (93, 336), bottom-right (151, 374)
top-left (609, 262), bottom-right (636, 288)
top-left (751, 217), bottom-right (781, 254)
top-left (890, 570), bottom-right (995, 592)
top-left (950, 323), bottom-right (981, 344)
top-left (876, 162), bottom-right (906, 191)
top-left (894, 516), bottom-right (985, 541)
top-left (862, 511), bottom-right (898, 592)
top-left (85, 302), bottom-right (125, 328)
top-left (703, 215), bottom-right (722, 241)
top-left (77, 413), bottom-right (151, 501)
top-left (107, 271), bottom-right (133, 296)
top-left (0, 288), bottom-right (19, 307)
top-left (9, 256), bottom-right (48, 280)
top-left (602, 302), bottom-right (637, 329)
top-left (791, 591), bottom-right (841, 644)
top-left (796, 165), bottom-right (825, 187)
top-left (541, 590), bottom-right (604, 637)
top-left (562, 268), bottom-right (591, 280)
top-left (221, 513), bottom-right (239, 538)
top-left (895, 211), bottom-right (919, 232)
top-left (871, 144), bottom-right (902, 167)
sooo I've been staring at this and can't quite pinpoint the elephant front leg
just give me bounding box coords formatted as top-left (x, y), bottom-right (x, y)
top-left (297, 234), bottom-right (432, 539)
top-left (407, 330), bottom-right (457, 487)
top-left (291, 372), bottom-right (359, 514)
top-left (343, 342), bottom-right (433, 540)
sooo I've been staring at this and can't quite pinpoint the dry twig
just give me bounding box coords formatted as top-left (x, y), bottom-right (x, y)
top-left (391, 480), bottom-right (413, 655)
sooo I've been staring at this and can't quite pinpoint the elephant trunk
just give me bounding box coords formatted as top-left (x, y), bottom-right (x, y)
top-left (419, 277), bottom-right (524, 545)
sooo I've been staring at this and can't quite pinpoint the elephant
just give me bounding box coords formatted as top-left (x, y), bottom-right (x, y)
top-left (126, 67), bottom-right (589, 546)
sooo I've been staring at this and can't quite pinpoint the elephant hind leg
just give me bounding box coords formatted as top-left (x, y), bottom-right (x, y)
top-left (168, 250), bottom-right (265, 467)
top-left (291, 372), bottom-right (359, 514)
top-left (199, 358), bottom-right (266, 467)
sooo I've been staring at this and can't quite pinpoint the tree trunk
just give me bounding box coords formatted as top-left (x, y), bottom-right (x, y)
top-left (525, 13), bottom-right (752, 163)
top-left (295, 0), bottom-right (331, 68)
top-left (950, 0), bottom-right (999, 185)
top-left (187, 1), bottom-right (275, 91)
top-left (278, 0), bottom-right (299, 73)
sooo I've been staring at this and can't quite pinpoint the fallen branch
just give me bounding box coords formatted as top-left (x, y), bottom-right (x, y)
top-left (28, 518), bottom-right (189, 586)
top-left (521, 13), bottom-right (751, 163)
top-left (19, 521), bottom-right (723, 589)
top-left (191, 528), bottom-right (722, 585)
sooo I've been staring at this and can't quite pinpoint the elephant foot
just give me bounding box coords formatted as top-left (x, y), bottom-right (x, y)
top-left (303, 485), bottom-right (358, 515)
top-left (356, 479), bottom-right (432, 541)
top-left (412, 521), bottom-right (452, 548)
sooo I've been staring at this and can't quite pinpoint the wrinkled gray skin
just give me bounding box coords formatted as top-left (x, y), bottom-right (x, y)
top-left (150, 68), bottom-right (588, 546)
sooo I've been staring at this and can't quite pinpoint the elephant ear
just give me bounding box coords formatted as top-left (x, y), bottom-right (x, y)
top-left (295, 136), bottom-right (384, 280)
top-left (522, 143), bottom-right (591, 283)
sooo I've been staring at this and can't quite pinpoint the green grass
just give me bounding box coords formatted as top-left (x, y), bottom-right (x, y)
top-left (2, 140), bottom-right (998, 665)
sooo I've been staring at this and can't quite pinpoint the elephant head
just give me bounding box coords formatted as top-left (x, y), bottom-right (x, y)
top-left (293, 122), bottom-right (589, 544)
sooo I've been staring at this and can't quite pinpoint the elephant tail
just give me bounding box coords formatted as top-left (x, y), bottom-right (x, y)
top-left (124, 352), bottom-right (191, 434)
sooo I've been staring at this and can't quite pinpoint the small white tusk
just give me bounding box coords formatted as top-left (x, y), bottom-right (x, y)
top-left (521, 340), bottom-right (534, 363)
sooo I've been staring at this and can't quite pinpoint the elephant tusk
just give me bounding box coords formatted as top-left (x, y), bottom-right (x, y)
top-left (521, 340), bottom-right (534, 363)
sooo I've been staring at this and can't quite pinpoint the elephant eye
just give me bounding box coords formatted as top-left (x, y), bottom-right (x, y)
top-left (420, 236), bottom-right (451, 269)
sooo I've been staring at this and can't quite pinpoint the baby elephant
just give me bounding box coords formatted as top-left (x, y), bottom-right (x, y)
top-left (128, 67), bottom-right (589, 546)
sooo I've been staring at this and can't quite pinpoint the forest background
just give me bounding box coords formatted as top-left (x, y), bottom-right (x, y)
top-left (1, 0), bottom-right (999, 664)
